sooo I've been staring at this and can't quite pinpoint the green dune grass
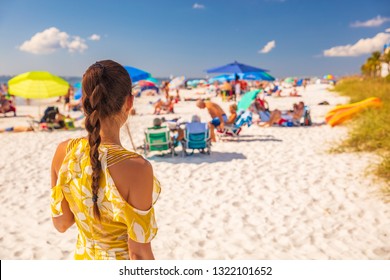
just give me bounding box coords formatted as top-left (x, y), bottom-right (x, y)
top-left (332, 76), bottom-right (390, 195)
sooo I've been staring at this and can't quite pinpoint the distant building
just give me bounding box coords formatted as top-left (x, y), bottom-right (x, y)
top-left (381, 43), bottom-right (390, 77)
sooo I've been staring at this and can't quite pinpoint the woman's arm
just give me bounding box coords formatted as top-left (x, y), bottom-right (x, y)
top-left (51, 140), bottom-right (75, 233)
top-left (226, 113), bottom-right (237, 125)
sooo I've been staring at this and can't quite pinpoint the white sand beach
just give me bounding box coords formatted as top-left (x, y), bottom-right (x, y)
top-left (0, 84), bottom-right (389, 260)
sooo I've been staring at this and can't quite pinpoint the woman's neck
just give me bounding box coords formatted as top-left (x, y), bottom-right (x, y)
top-left (99, 119), bottom-right (122, 145)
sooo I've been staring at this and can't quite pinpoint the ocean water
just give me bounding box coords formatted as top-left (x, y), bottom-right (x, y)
top-left (0, 75), bottom-right (82, 86)
top-left (0, 75), bottom-right (172, 87)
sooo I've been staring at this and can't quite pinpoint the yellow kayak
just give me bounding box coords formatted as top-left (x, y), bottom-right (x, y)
top-left (325, 97), bottom-right (382, 127)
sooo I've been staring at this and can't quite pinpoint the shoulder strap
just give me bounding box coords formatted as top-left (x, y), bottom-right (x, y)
top-left (66, 138), bottom-right (83, 153)
top-left (106, 145), bottom-right (141, 167)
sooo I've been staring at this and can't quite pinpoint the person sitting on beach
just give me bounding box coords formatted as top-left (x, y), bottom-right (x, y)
top-left (0, 94), bottom-right (11, 114)
top-left (289, 87), bottom-right (300, 97)
top-left (153, 96), bottom-right (174, 115)
top-left (261, 101), bottom-right (305, 127)
top-left (225, 103), bottom-right (238, 125)
top-left (151, 117), bottom-right (184, 144)
top-left (251, 96), bottom-right (271, 123)
top-left (196, 99), bottom-right (227, 142)
top-left (50, 60), bottom-right (159, 260)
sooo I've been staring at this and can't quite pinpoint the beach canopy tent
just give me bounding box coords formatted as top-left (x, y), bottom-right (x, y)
top-left (124, 66), bottom-right (151, 83)
top-left (8, 71), bottom-right (69, 99)
top-left (206, 61), bottom-right (269, 74)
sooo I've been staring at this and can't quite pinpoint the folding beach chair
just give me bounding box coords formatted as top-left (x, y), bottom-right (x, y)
top-left (181, 122), bottom-right (211, 156)
top-left (217, 110), bottom-right (253, 140)
top-left (293, 105), bottom-right (312, 126)
top-left (301, 105), bottom-right (312, 126)
top-left (144, 126), bottom-right (175, 158)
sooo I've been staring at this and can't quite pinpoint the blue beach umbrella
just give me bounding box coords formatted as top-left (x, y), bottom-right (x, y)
top-left (74, 86), bottom-right (82, 100)
top-left (124, 66), bottom-right (151, 83)
top-left (238, 72), bottom-right (275, 81)
top-left (206, 61), bottom-right (269, 74)
top-left (73, 82), bottom-right (81, 89)
top-left (208, 74), bottom-right (232, 83)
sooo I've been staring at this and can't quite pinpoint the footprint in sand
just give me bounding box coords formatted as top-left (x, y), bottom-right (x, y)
top-left (373, 247), bottom-right (390, 258)
top-left (216, 190), bottom-right (224, 196)
top-left (193, 250), bottom-right (205, 258)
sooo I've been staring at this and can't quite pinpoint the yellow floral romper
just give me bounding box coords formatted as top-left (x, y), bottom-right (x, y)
top-left (50, 138), bottom-right (160, 260)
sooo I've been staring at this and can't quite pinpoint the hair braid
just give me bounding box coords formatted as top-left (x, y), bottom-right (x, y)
top-left (82, 68), bottom-right (106, 220)
top-left (81, 60), bottom-right (132, 221)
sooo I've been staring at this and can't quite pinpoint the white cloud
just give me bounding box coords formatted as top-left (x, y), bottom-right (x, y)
top-left (67, 36), bottom-right (88, 53)
top-left (386, 28), bottom-right (390, 33)
top-left (351, 15), bottom-right (390, 28)
top-left (323, 32), bottom-right (390, 57)
top-left (193, 3), bottom-right (205, 9)
top-left (259, 40), bottom-right (276, 54)
top-left (19, 27), bottom-right (88, 54)
top-left (88, 34), bottom-right (101, 41)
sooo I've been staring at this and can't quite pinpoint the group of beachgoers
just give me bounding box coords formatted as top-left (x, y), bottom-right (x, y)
top-left (1, 60), bottom-right (313, 260)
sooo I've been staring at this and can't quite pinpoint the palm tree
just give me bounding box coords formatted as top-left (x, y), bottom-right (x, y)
top-left (361, 51), bottom-right (382, 77)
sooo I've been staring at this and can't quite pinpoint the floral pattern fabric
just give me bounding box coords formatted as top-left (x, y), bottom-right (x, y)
top-left (50, 138), bottom-right (160, 260)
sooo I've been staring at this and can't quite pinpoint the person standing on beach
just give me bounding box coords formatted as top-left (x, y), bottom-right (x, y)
top-left (196, 99), bottom-right (227, 142)
top-left (50, 60), bottom-right (160, 260)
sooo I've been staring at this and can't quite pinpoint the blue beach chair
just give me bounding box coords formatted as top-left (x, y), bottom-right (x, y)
top-left (181, 122), bottom-right (211, 156)
top-left (217, 110), bottom-right (253, 140)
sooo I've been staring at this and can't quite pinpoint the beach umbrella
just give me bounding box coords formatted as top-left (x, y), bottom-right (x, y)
top-left (138, 80), bottom-right (156, 87)
top-left (238, 72), bottom-right (275, 81)
top-left (124, 66), bottom-right (151, 83)
top-left (208, 74), bottom-right (232, 83)
top-left (8, 71), bottom-right (69, 99)
top-left (168, 76), bottom-right (185, 89)
top-left (323, 74), bottom-right (335, 80)
top-left (145, 77), bottom-right (159, 84)
top-left (74, 86), bottom-right (82, 100)
top-left (73, 82), bottom-right (82, 89)
top-left (237, 89), bottom-right (261, 111)
top-left (284, 77), bottom-right (295, 83)
top-left (205, 61), bottom-right (269, 74)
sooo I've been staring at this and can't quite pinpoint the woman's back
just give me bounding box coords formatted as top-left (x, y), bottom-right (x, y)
top-left (51, 138), bottom-right (160, 259)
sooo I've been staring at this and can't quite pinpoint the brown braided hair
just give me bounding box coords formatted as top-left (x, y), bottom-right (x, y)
top-left (82, 60), bottom-right (132, 220)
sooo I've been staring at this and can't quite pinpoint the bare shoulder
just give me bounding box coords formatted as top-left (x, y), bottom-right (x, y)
top-left (109, 156), bottom-right (154, 211)
top-left (51, 139), bottom-right (72, 173)
top-left (121, 155), bottom-right (152, 173)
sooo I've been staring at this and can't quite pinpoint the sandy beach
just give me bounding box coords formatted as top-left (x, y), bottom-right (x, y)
top-left (0, 83), bottom-right (389, 260)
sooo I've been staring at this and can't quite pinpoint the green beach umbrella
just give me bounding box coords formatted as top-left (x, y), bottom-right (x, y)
top-left (146, 77), bottom-right (159, 84)
top-left (284, 77), bottom-right (295, 84)
top-left (8, 71), bottom-right (69, 99)
top-left (237, 89), bottom-right (260, 111)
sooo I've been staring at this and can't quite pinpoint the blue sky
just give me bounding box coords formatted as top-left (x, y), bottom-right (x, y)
top-left (0, 0), bottom-right (389, 79)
